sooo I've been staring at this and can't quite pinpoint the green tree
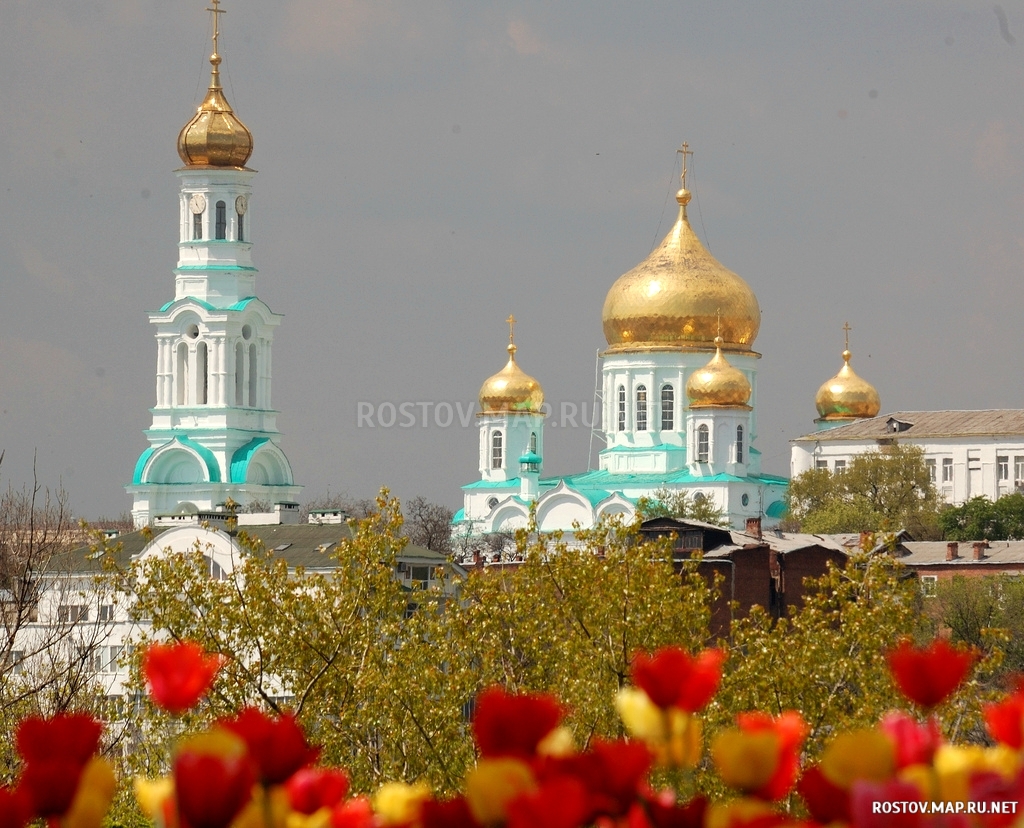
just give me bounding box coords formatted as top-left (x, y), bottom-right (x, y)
top-left (635, 487), bottom-right (728, 526)
top-left (786, 445), bottom-right (940, 538)
top-left (938, 493), bottom-right (1024, 541)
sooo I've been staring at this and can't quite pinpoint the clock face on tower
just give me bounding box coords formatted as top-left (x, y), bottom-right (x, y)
top-left (189, 193), bottom-right (206, 214)
top-left (235, 195), bottom-right (248, 215)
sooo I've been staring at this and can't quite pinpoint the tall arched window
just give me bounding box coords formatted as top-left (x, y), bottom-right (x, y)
top-left (215, 201), bottom-right (227, 240)
top-left (661, 384), bottom-right (674, 431)
top-left (196, 342), bottom-right (208, 405)
top-left (248, 344), bottom-right (257, 407)
top-left (235, 343), bottom-right (244, 406)
top-left (176, 342), bottom-right (189, 405)
top-left (617, 385), bottom-right (626, 431)
top-left (192, 211), bottom-right (202, 240)
top-left (491, 431), bottom-right (503, 469)
top-left (237, 210), bottom-right (244, 242)
top-left (635, 385), bottom-right (648, 432)
top-left (697, 424), bottom-right (709, 462)
top-left (736, 425), bottom-right (744, 464)
top-left (529, 432), bottom-right (537, 454)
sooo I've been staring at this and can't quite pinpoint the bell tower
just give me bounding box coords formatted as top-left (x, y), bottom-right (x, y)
top-left (127, 2), bottom-right (300, 525)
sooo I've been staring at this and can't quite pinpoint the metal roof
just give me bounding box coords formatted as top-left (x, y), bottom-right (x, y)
top-left (793, 410), bottom-right (1024, 442)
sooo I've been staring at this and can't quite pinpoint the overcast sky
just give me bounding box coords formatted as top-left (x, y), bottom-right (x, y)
top-left (1, 1), bottom-right (1023, 520)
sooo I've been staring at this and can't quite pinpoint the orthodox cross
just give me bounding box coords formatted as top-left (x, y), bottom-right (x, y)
top-left (507, 314), bottom-right (516, 346)
top-left (207, 0), bottom-right (225, 55)
top-left (677, 141), bottom-right (693, 189)
top-left (843, 321), bottom-right (852, 351)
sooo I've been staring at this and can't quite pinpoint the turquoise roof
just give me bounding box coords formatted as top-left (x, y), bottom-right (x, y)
top-left (601, 444), bottom-right (686, 454)
top-left (175, 265), bottom-right (258, 272)
top-left (462, 479), bottom-right (520, 490)
top-left (765, 500), bottom-right (788, 518)
top-left (518, 451), bottom-right (542, 464)
top-left (452, 508), bottom-right (465, 522)
top-left (230, 437), bottom-right (270, 484)
top-left (157, 296), bottom-right (263, 314)
top-left (135, 435), bottom-right (222, 484)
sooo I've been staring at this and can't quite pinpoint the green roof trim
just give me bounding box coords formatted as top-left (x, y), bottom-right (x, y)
top-left (229, 437), bottom-right (270, 484)
top-left (175, 265), bottom-right (259, 272)
top-left (601, 444), bottom-right (686, 454)
top-left (156, 296), bottom-right (263, 314)
top-left (175, 435), bottom-right (222, 483)
top-left (765, 500), bottom-right (788, 518)
top-left (462, 479), bottom-right (520, 490)
top-left (518, 451), bottom-right (542, 464)
top-left (132, 446), bottom-right (157, 485)
top-left (452, 508), bottom-right (465, 522)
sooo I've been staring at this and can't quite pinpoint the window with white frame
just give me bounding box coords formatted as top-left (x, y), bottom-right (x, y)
top-left (660, 385), bottom-right (674, 431)
top-left (99, 605), bottom-right (115, 622)
top-left (998, 456), bottom-right (1009, 481)
top-left (697, 424), bottom-right (709, 462)
top-left (491, 431), bottom-right (503, 469)
top-left (736, 425), bottom-right (744, 464)
top-left (942, 457), bottom-right (953, 483)
top-left (815, 459), bottom-right (828, 470)
top-left (635, 385), bottom-right (648, 432)
top-left (925, 458), bottom-right (936, 483)
top-left (617, 386), bottom-right (626, 431)
top-left (57, 605), bottom-right (89, 623)
top-left (920, 575), bottom-right (938, 598)
top-left (834, 459), bottom-right (846, 474)
top-left (1016, 456), bottom-right (1024, 487)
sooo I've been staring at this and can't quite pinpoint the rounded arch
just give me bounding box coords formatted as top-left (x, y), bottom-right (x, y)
top-left (535, 484), bottom-right (595, 531)
top-left (490, 501), bottom-right (530, 532)
top-left (141, 436), bottom-right (221, 484)
top-left (229, 439), bottom-right (294, 485)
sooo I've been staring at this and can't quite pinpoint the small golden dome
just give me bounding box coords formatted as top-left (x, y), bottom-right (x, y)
top-left (686, 337), bottom-right (752, 408)
top-left (177, 8), bottom-right (253, 168)
top-left (479, 321), bottom-right (544, 415)
top-left (816, 348), bottom-right (880, 421)
top-left (602, 187), bottom-right (761, 352)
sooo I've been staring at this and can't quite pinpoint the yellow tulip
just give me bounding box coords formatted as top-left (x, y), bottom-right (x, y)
top-left (821, 729), bottom-right (896, 788)
top-left (464, 758), bottom-right (536, 825)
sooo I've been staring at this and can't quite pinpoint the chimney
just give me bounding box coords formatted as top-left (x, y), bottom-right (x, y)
top-left (972, 541), bottom-right (987, 561)
top-left (946, 542), bottom-right (959, 561)
top-left (746, 516), bottom-right (763, 540)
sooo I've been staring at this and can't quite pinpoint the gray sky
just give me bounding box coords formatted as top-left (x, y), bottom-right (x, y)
top-left (1, 1), bottom-right (1022, 520)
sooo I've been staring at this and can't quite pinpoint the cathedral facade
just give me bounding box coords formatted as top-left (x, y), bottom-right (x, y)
top-left (456, 170), bottom-right (789, 535)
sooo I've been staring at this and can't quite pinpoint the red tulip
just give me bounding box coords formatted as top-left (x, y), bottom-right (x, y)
top-left (507, 777), bottom-right (589, 828)
top-left (631, 647), bottom-right (725, 712)
top-left (472, 687), bottom-right (564, 759)
top-left (286, 767), bottom-right (350, 814)
top-left (886, 638), bottom-right (976, 709)
top-left (984, 690), bottom-right (1024, 749)
top-left (331, 796), bottom-right (376, 828)
top-left (221, 707), bottom-right (320, 786)
top-left (797, 765), bottom-right (850, 824)
top-left (633, 792), bottom-right (707, 828)
top-left (0, 785), bottom-right (32, 828)
top-left (879, 711), bottom-right (941, 768)
top-left (541, 738), bottom-right (651, 819)
top-left (734, 711), bottom-right (808, 801)
top-left (174, 731), bottom-right (255, 828)
top-left (14, 713), bottom-right (103, 818)
top-left (420, 796), bottom-right (480, 828)
top-left (142, 640), bottom-right (224, 714)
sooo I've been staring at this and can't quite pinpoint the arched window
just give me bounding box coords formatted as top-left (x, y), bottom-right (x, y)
top-left (697, 424), bottom-right (709, 462)
top-left (196, 342), bottom-right (208, 405)
top-left (491, 431), bottom-right (503, 469)
top-left (176, 342), bottom-right (189, 405)
top-left (736, 425), bottom-right (744, 464)
top-left (192, 210), bottom-right (202, 241)
top-left (529, 432), bottom-right (537, 454)
top-left (635, 385), bottom-right (648, 432)
top-left (237, 210), bottom-right (244, 242)
top-left (215, 201), bottom-right (227, 240)
top-left (661, 384), bottom-right (674, 431)
top-left (235, 343), bottom-right (244, 406)
top-left (248, 344), bottom-right (257, 407)
top-left (617, 385), bottom-right (626, 431)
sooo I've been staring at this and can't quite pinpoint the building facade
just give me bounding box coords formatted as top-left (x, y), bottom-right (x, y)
top-left (126, 13), bottom-right (300, 526)
top-left (457, 164), bottom-right (788, 536)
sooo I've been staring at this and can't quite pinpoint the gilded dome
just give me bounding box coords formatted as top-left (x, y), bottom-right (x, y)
top-left (686, 337), bottom-right (752, 408)
top-left (479, 343), bottom-right (544, 414)
top-left (177, 13), bottom-right (253, 168)
top-left (603, 188), bottom-right (760, 352)
top-left (816, 349), bottom-right (880, 421)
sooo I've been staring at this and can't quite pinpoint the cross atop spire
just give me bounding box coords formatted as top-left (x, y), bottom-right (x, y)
top-left (843, 321), bottom-right (852, 351)
top-left (507, 314), bottom-right (516, 345)
top-left (207, 0), bottom-right (226, 58)
top-left (677, 141), bottom-right (693, 190)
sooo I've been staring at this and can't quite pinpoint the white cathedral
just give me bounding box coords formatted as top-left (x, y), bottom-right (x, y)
top-left (455, 171), bottom-right (790, 535)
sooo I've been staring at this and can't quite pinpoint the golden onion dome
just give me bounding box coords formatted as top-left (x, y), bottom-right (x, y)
top-left (479, 323), bottom-right (544, 414)
top-left (816, 348), bottom-right (880, 421)
top-left (686, 337), bottom-right (752, 408)
top-left (602, 188), bottom-right (760, 353)
top-left (177, 7), bottom-right (253, 168)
